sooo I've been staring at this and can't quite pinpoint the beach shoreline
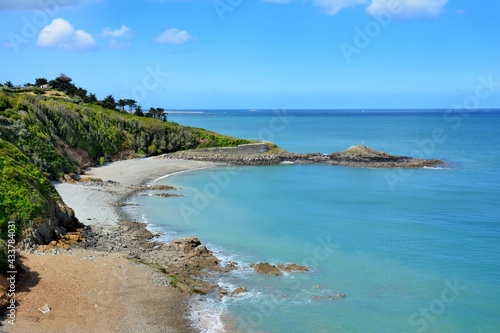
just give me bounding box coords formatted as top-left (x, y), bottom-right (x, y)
top-left (11, 157), bottom-right (239, 333)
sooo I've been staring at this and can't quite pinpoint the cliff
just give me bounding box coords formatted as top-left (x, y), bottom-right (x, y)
top-left (0, 139), bottom-right (81, 271)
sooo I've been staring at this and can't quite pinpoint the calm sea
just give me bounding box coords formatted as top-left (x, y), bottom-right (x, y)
top-left (133, 110), bottom-right (500, 333)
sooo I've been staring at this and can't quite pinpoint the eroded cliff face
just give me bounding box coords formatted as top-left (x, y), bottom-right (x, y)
top-left (22, 198), bottom-right (82, 248)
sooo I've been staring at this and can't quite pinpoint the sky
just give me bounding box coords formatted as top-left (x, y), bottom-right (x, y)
top-left (1, 0), bottom-right (500, 109)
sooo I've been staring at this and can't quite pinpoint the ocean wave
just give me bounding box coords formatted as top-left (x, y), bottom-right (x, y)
top-left (189, 297), bottom-right (227, 333)
top-left (152, 165), bottom-right (215, 184)
top-left (423, 166), bottom-right (449, 170)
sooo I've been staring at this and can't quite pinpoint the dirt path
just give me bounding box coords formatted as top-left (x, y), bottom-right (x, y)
top-left (10, 249), bottom-right (192, 333)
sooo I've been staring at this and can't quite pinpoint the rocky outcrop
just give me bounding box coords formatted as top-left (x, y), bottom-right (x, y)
top-left (22, 197), bottom-right (83, 249)
top-left (278, 263), bottom-right (309, 272)
top-left (231, 287), bottom-right (248, 296)
top-left (251, 262), bottom-right (309, 276)
top-left (251, 263), bottom-right (283, 276)
top-left (161, 237), bottom-right (221, 272)
top-left (159, 144), bottom-right (444, 169)
top-left (79, 223), bottom-right (227, 295)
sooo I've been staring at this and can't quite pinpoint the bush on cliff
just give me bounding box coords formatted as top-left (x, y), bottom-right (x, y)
top-left (0, 139), bottom-right (78, 271)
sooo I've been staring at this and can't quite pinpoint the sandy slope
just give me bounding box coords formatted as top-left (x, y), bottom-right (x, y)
top-left (14, 250), bottom-right (192, 333)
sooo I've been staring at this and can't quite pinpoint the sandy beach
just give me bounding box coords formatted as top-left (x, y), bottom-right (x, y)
top-left (55, 157), bottom-right (218, 226)
top-left (10, 157), bottom-right (221, 333)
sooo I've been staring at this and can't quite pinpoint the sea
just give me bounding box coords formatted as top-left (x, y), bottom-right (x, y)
top-left (131, 109), bottom-right (500, 333)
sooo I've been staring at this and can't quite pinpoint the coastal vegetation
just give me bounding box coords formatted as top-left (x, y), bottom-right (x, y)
top-left (0, 139), bottom-right (73, 272)
top-left (0, 75), bottom-right (252, 274)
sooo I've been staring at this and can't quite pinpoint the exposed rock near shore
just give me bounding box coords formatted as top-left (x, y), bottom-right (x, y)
top-left (78, 222), bottom-right (235, 295)
top-left (251, 262), bottom-right (309, 275)
top-left (159, 143), bottom-right (444, 169)
top-left (251, 263), bottom-right (283, 276)
top-left (278, 263), bottom-right (309, 272)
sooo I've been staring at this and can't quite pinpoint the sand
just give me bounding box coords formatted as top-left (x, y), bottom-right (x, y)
top-left (6, 157), bottom-right (221, 333)
top-left (55, 158), bottom-right (218, 226)
top-left (14, 250), bottom-right (192, 333)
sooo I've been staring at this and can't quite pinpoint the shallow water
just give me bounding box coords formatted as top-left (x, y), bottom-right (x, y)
top-left (134, 110), bottom-right (500, 332)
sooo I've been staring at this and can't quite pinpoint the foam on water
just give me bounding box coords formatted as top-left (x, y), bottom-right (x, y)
top-left (188, 297), bottom-right (227, 333)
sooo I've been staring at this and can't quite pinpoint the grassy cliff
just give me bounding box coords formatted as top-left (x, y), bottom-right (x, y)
top-left (0, 91), bottom-right (250, 178)
top-left (0, 138), bottom-right (80, 272)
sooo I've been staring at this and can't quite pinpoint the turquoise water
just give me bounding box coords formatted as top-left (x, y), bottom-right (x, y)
top-left (134, 110), bottom-right (500, 333)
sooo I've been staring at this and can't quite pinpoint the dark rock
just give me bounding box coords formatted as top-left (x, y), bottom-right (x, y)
top-left (277, 263), bottom-right (309, 272)
top-left (312, 293), bottom-right (347, 301)
top-left (222, 261), bottom-right (238, 273)
top-left (231, 287), bottom-right (248, 296)
top-left (252, 263), bottom-right (282, 276)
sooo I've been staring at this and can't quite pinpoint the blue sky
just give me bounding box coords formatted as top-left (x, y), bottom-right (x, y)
top-left (1, 0), bottom-right (499, 109)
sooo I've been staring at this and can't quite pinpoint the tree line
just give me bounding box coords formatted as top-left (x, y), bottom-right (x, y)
top-left (1, 74), bottom-right (168, 121)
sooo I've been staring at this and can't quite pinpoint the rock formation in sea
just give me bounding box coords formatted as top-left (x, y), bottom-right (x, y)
top-left (251, 262), bottom-right (309, 275)
top-left (160, 143), bottom-right (444, 169)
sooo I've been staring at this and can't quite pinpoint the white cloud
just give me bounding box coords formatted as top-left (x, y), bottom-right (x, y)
top-left (154, 28), bottom-right (192, 44)
top-left (37, 18), bottom-right (98, 51)
top-left (366, 0), bottom-right (448, 18)
top-left (100, 25), bottom-right (133, 39)
top-left (0, 0), bottom-right (98, 11)
top-left (313, 0), bottom-right (368, 15)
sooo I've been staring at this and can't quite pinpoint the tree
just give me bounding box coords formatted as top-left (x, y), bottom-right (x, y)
top-left (117, 99), bottom-right (127, 112)
top-left (148, 107), bottom-right (162, 119)
top-left (35, 78), bottom-right (48, 87)
top-left (49, 73), bottom-right (74, 92)
top-left (155, 107), bottom-right (165, 120)
top-left (147, 107), bottom-right (155, 118)
top-left (5, 81), bottom-right (14, 88)
top-left (100, 95), bottom-right (117, 110)
top-left (125, 99), bottom-right (137, 113)
top-left (87, 93), bottom-right (98, 103)
top-left (134, 104), bottom-right (144, 117)
top-left (74, 87), bottom-right (87, 100)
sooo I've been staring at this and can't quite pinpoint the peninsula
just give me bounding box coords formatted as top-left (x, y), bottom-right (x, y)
top-left (163, 142), bottom-right (445, 168)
